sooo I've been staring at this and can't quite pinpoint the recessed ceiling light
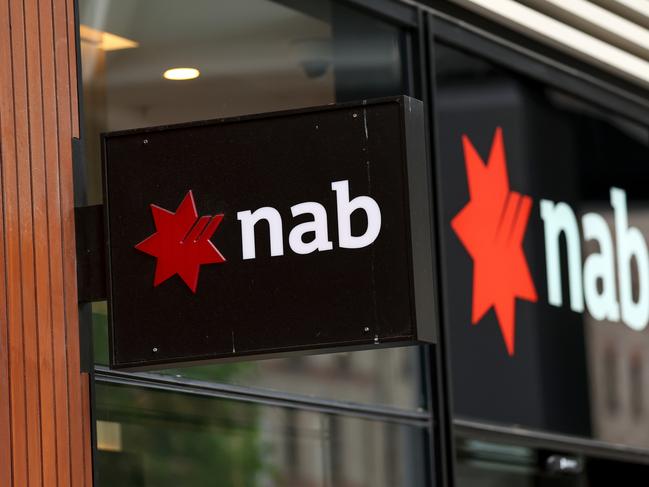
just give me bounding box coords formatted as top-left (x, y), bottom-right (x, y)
top-left (163, 68), bottom-right (200, 81)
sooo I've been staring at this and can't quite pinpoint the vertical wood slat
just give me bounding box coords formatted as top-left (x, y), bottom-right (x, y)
top-left (0, 0), bottom-right (90, 485)
top-left (24, 0), bottom-right (52, 485)
top-left (81, 374), bottom-right (93, 487)
top-left (40, 0), bottom-right (73, 484)
top-left (0, 95), bottom-right (14, 487)
top-left (67, 0), bottom-right (79, 138)
top-left (3, 0), bottom-right (33, 484)
top-left (53, 0), bottom-right (87, 483)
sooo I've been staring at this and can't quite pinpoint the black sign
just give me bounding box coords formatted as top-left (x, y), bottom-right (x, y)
top-left (103, 96), bottom-right (435, 370)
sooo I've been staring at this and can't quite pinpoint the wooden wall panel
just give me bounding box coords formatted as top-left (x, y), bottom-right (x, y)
top-left (0, 0), bottom-right (92, 485)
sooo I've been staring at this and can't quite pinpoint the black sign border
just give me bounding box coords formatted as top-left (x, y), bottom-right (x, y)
top-left (102, 96), bottom-right (437, 370)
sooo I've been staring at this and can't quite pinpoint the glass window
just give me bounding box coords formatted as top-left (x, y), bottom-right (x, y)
top-left (630, 352), bottom-right (644, 419)
top-left (434, 39), bottom-right (649, 449)
top-left (81, 0), bottom-right (424, 412)
top-left (456, 437), bottom-right (649, 487)
top-left (456, 439), bottom-right (577, 487)
top-left (93, 301), bottom-right (424, 409)
top-left (95, 382), bottom-right (429, 486)
top-left (80, 0), bottom-right (406, 204)
top-left (603, 345), bottom-right (619, 416)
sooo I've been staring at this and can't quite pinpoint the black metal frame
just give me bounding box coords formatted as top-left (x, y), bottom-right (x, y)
top-left (455, 419), bottom-right (649, 466)
top-left (95, 366), bottom-right (431, 426)
top-left (72, 1), bottom-right (100, 486)
top-left (422, 11), bottom-right (458, 487)
top-left (341, 0), bottom-right (418, 27)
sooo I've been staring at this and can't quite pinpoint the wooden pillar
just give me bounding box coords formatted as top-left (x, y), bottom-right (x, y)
top-left (0, 0), bottom-right (93, 485)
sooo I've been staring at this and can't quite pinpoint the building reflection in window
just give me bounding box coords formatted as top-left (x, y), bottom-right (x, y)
top-left (630, 352), bottom-right (644, 420)
top-left (95, 383), bottom-right (428, 486)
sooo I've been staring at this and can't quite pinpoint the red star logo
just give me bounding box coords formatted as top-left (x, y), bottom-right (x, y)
top-left (451, 127), bottom-right (537, 356)
top-left (135, 191), bottom-right (226, 293)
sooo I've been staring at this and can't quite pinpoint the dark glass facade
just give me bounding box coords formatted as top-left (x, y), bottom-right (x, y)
top-left (75, 0), bottom-right (649, 485)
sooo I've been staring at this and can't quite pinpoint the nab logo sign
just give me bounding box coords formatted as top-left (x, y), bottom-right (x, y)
top-left (237, 179), bottom-right (381, 259)
top-left (136, 180), bottom-right (382, 292)
top-left (454, 126), bottom-right (649, 356)
top-left (103, 96), bottom-right (435, 369)
top-left (135, 191), bottom-right (226, 292)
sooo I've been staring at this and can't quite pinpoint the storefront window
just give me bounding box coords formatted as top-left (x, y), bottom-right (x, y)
top-left (434, 40), bottom-right (649, 449)
top-left (79, 1), bottom-right (428, 484)
top-left (80, 0), bottom-right (405, 204)
top-left (95, 383), bottom-right (428, 486)
top-left (92, 301), bottom-right (424, 409)
top-left (81, 0), bottom-right (423, 411)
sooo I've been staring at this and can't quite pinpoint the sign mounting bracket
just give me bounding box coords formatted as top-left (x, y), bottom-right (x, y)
top-left (75, 204), bottom-right (107, 303)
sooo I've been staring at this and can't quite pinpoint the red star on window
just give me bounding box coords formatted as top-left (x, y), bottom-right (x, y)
top-left (451, 128), bottom-right (537, 356)
top-left (135, 191), bottom-right (226, 293)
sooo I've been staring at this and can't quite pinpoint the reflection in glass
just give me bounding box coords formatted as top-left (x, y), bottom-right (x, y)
top-left (95, 382), bottom-right (428, 486)
top-left (455, 439), bottom-right (581, 487)
top-left (435, 40), bottom-right (649, 449)
top-left (92, 303), bottom-right (424, 409)
top-left (630, 352), bottom-right (644, 419)
top-left (80, 0), bottom-right (405, 204)
top-left (583, 208), bottom-right (649, 447)
top-left (603, 345), bottom-right (619, 416)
